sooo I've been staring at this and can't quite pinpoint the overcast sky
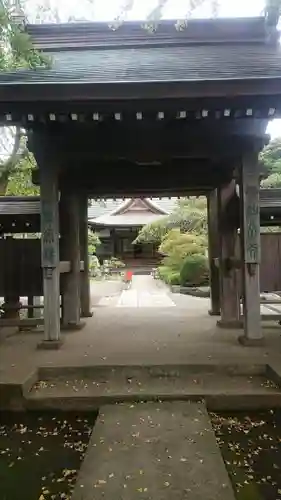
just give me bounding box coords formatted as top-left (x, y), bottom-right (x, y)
top-left (25, 0), bottom-right (266, 22)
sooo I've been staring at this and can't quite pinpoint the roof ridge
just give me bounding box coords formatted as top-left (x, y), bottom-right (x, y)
top-left (26, 17), bottom-right (269, 52)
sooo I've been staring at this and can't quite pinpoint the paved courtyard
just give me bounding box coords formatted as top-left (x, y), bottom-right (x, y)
top-left (1, 275), bottom-right (281, 388)
top-left (97, 275), bottom-right (176, 308)
top-left (93, 275), bottom-right (207, 311)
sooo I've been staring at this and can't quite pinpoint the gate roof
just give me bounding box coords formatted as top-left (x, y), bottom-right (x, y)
top-left (0, 16), bottom-right (281, 106)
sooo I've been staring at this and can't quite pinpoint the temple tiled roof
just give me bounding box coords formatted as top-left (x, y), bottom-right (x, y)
top-left (0, 197), bottom-right (40, 215)
top-left (0, 17), bottom-right (280, 85)
top-left (88, 198), bottom-right (177, 224)
top-left (0, 192), bottom-right (280, 228)
top-left (88, 200), bottom-right (122, 219)
top-left (92, 213), bottom-right (166, 227)
top-left (2, 44), bottom-right (281, 84)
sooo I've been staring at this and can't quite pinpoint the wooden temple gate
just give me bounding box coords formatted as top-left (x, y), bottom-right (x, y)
top-left (1, 15), bottom-right (281, 347)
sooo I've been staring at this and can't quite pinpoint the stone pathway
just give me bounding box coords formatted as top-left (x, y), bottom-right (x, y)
top-left (98, 275), bottom-right (176, 308)
top-left (94, 278), bottom-right (281, 312)
top-left (117, 289), bottom-right (175, 308)
top-left (71, 402), bottom-right (235, 500)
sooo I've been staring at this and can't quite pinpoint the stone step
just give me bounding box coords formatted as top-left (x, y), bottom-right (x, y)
top-left (26, 365), bottom-right (281, 411)
top-left (37, 362), bottom-right (268, 380)
top-left (71, 402), bottom-right (235, 500)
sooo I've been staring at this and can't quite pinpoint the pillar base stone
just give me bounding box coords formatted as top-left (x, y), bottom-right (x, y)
top-left (61, 321), bottom-right (85, 331)
top-left (80, 311), bottom-right (93, 318)
top-left (217, 319), bottom-right (243, 329)
top-left (238, 335), bottom-right (264, 347)
top-left (37, 339), bottom-right (64, 350)
top-left (208, 309), bottom-right (220, 317)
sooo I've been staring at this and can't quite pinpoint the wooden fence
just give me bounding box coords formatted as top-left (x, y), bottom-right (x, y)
top-left (0, 233), bottom-right (281, 298)
top-left (260, 233), bottom-right (281, 292)
top-left (0, 238), bottom-right (84, 299)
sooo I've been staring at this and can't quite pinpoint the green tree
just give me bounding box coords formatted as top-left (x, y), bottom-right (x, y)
top-left (157, 229), bottom-right (207, 286)
top-left (0, 0), bottom-right (50, 70)
top-left (260, 137), bottom-right (281, 187)
top-left (261, 172), bottom-right (281, 188)
top-left (135, 197), bottom-right (207, 244)
top-left (0, 0), bottom-right (50, 195)
top-left (260, 138), bottom-right (281, 175)
top-left (6, 153), bottom-right (39, 195)
top-left (134, 198), bottom-right (208, 285)
top-left (159, 229), bottom-right (207, 264)
top-left (88, 229), bottom-right (100, 254)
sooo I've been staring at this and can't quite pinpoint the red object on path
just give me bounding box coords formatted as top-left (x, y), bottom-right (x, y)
top-left (125, 270), bottom-right (133, 281)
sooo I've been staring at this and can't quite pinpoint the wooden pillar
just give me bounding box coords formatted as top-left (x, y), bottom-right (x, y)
top-left (111, 229), bottom-right (118, 258)
top-left (61, 189), bottom-right (84, 330)
top-left (38, 163), bottom-right (61, 348)
top-left (217, 181), bottom-right (241, 329)
top-left (33, 296), bottom-right (42, 319)
top-left (27, 296), bottom-right (34, 318)
top-left (80, 195), bottom-right (92, 318)
top-left (239, 152), bottom-right (262, 345)
top-left (207, 190), bottom-right (220, 316)
top-left (28, 296), bottom-right (42, 320)
top-left (2, 237), bottom-right (21, 320)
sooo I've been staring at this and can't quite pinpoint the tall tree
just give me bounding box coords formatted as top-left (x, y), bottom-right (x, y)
top-left (260, 137), bottom-right (281, 188)
top-left (0, 0), bottom-right (50, 195)
top-left (260, 137), bottom-right (281, 176)
top-left (135, 197), bottom-right (207, 244)
top-left (6, 153), bottom-right (39, 196)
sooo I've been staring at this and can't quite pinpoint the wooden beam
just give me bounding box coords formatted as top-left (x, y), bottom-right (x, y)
top-left (50, 122), bottom-right (267, 161)
top-left (0, 98), bottom-right (274, 123)
top-left (1, 78), bottom-right (281, 105)
top-left (60, 161), bottom-right (234, 198)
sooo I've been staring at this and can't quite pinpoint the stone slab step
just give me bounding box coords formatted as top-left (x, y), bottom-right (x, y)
top-left (26, 369), bottom-right (281, 411)
top-left (37, 363), bottom-right (268, 380)
top-left (71, 402), bottom-right (235, 500)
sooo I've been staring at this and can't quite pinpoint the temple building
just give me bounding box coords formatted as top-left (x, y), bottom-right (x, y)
top-left (88, 198), bottom-right (176, 267)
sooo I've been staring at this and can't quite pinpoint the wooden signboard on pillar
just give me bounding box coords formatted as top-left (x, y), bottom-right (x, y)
top-left (244, 184), bottom-right (261, 264)
top-left (39, 163), bottom-right (61, 347)
top-left (239, 152), bottom-right (262, 345)
top-left (41, 199), bottom-right (59, 268)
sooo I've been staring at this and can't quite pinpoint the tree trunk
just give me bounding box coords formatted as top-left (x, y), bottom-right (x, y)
top-left (0, 177), bottom-right (9, 195)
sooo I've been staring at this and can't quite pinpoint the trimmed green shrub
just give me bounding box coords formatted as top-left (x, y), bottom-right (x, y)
top-left (180, 254), bottom-right (209, 287)
top-left (158, 266), bottom-right (181, 285)
top-left (157, 229), bottom-right (208, 287)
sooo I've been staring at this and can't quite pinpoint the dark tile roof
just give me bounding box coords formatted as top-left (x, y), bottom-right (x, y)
top-left (0, 197), bottom-right (177, 218)
top-left (26, 18), bottom-right (267, 51)
top-left (0, 192), bottom-right (280, 220)
top-left (88, 198), bottom-right (177, 220)
top-left (260, 188), bottom-right (281, 208)
top-left (0, 17), bottom-right (279, 86)
top-left (88, 200), bottom-right (123, 219)
top-left (2, 43), bottom-right (281, 84)
top-left (0, 197), bottom-right (40, 215)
